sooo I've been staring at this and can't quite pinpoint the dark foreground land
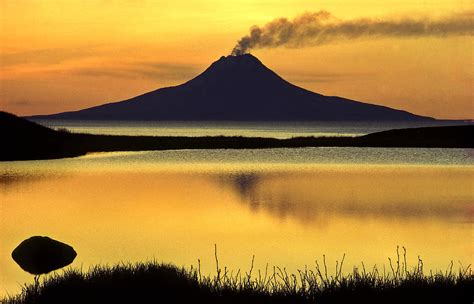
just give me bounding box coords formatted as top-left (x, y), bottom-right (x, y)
top-left (4, 256), bottom-right (473, 304)
top-left (1, 111), bottom-right (473, 161)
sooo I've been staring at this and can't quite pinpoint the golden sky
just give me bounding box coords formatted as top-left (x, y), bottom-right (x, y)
top-left (0, 0), bottom-right (473, 119)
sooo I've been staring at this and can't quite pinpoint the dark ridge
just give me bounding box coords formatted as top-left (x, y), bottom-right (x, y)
top-left (1, 112), bottom-right (472, 161)
top-left (27, 54), bottom-right (435, 122)
top-left (0, 111), bottom-right (86, 160)
top-left (359, 125), bottom-right (474, 147)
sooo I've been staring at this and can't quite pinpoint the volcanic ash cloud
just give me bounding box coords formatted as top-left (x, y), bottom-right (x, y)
top-left (231, 11), bottom-right (474, 55)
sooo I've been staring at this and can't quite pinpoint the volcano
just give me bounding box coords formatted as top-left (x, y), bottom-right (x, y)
top-left (30, 54), bottom-right (433, 121)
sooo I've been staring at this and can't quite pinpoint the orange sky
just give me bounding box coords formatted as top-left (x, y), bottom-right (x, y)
top-left (0, 0), bottom-right (473, 119)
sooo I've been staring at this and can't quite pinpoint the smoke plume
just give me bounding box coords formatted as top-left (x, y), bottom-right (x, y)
top-left (231, 11), bottom-right (474, 55)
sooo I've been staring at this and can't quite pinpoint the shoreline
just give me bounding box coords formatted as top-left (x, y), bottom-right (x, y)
top-left (1, 112), bottom-right (473, 161)
top-left (4, 255), bottom-right (472, 304)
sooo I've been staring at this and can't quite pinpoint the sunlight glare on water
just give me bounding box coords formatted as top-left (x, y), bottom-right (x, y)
top-left (32, 119), bottom-right (470, 138)
top-left (1, 147), bottom-right (473, 296)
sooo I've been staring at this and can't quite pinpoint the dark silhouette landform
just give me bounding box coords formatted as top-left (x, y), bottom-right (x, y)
top-left (29, 54), bottom-right (436, 122)
top-left (4, 255), bottom-right (473, 304)
top-left (1, 112), bottom-right (473, 161)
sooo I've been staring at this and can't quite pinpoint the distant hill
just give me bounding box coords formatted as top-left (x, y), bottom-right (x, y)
top-left (29, 54), bottom-right (434, 121)
top-left (0, 111), bottom-right (85, 160)
top-left (2, 112), bottom-right (472, 161)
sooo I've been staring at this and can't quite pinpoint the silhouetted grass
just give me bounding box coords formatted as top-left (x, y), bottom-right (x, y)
top-left (4, 247), bottom-right (473, 304)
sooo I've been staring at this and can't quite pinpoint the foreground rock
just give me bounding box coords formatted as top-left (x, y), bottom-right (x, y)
top-left (12, 236), bottom-right (77, 275)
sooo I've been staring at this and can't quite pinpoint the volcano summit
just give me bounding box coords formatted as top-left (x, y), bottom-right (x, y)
top-left (31, 54), bottom-right (433, 121)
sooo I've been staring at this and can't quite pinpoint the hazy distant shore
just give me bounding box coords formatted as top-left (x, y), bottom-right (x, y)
top-left (1, 112), bottom-right (473, 161)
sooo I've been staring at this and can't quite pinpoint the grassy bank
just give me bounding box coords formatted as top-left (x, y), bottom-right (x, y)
top-left (1, 111), bottom-right (473, 161)
top-left (4, 249), bottom-right (472, 304)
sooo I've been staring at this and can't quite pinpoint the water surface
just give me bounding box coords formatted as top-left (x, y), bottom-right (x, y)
top-left (1, 147), bottom-right (473, 297)
top-left (32, 119), bottom-right (469, 138)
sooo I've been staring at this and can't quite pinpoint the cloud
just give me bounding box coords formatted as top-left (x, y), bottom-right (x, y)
top-left (0, 46), bottom-right (99, 68)
top-left (0, 45), bottom-right (201, 82)
top-left (69, 61), bottom-right (200, 80)
top-left (232, 11), bottom-right (474, 55)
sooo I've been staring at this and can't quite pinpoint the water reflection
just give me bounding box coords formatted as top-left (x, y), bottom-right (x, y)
top-left (219, 169), bottom-right (473, 224)
top-left (1, 151), bottom-right (473, 297)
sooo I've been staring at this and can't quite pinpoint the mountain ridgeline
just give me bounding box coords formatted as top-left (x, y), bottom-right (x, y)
top-left (30, 54), bottom-right (434, 121)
